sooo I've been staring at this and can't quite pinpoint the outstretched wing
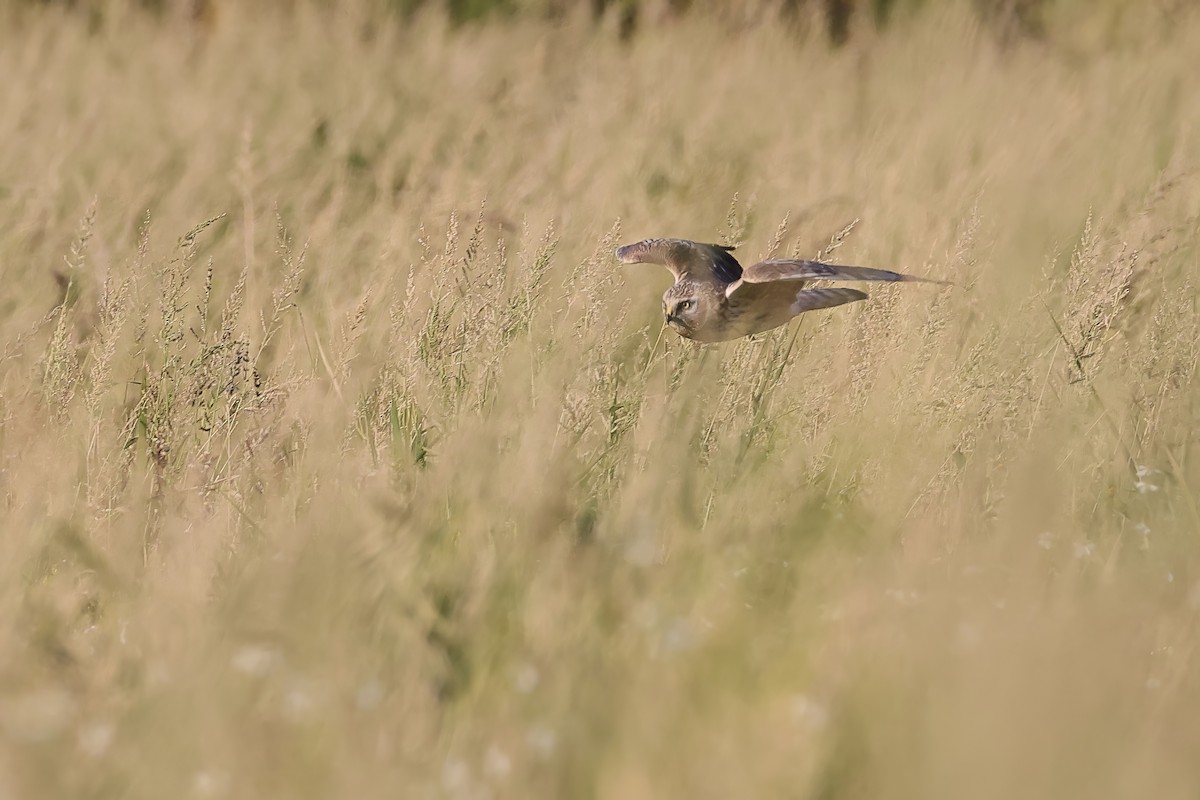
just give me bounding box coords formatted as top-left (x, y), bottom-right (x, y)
top-left (740, 259), bottom-right (951, 288)
top-left (726, 257), bottom-right (947, 316)
top-left (616, 238), bottom-right (743, 284)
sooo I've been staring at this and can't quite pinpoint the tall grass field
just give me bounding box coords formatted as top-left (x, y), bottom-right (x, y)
top-left (1, 2), bottom-right (1199, 797)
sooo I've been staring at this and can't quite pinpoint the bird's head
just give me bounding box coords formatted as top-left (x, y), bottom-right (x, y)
top-left (662, 281), bottom-right (708, 339)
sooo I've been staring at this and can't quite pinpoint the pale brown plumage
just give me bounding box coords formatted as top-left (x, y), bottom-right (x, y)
top-left (616, 237), bottom-right (949, 342)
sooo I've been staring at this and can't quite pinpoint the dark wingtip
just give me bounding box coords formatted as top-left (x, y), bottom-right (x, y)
top-left (709, 245), bottom-right (744, 283)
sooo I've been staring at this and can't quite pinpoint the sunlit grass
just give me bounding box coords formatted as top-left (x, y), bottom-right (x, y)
top-left (1, 3), bottom-right (1199, 798)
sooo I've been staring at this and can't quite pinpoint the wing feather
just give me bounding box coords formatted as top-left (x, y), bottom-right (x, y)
top-left (790, 287), bottom-right (869, 313)
top-left (742, 258), bottom-right (950, 286)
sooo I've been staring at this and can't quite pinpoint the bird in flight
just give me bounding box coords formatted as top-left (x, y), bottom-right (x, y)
top-left (616, 237), bottom-right (949, 342)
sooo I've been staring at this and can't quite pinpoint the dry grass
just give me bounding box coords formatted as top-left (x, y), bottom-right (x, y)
top-left (1, 2), bottom-right (1199, 797)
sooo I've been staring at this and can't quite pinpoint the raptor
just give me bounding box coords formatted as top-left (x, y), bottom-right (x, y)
top-left (616, 237), bottom-right (948, 342)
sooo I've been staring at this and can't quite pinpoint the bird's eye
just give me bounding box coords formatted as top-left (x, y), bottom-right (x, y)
top-left (677, 300), bottom-right (694, 313)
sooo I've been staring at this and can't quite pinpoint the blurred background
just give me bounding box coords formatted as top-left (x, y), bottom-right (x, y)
top-left (10, 0), bottom-right (1187, 52)
top-left (1, 1), bottom-right (1198, 798)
